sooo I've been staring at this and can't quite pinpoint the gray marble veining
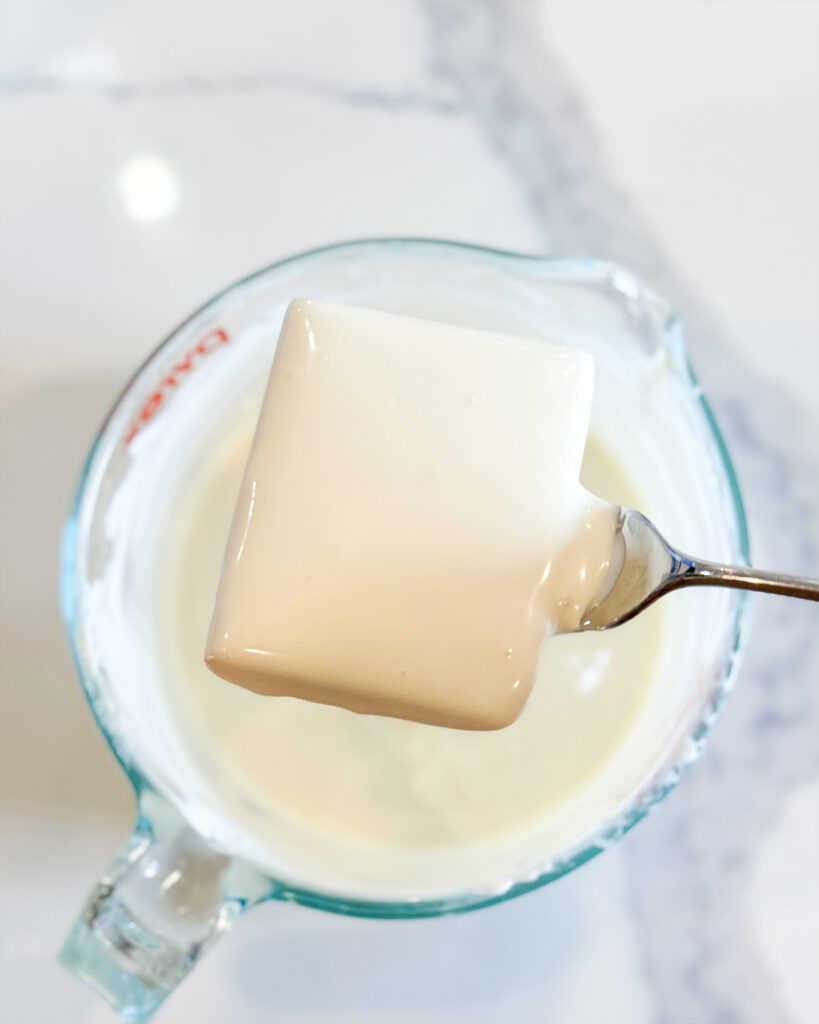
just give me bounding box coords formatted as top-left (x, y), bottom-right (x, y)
top-left (418, 2), bottom-right (819, 1021)
top-left (0, 70), bottom-right (463, 114)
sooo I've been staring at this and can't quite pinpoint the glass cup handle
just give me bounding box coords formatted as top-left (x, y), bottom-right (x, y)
top-left (59, 790), bottom-right (269, 1022)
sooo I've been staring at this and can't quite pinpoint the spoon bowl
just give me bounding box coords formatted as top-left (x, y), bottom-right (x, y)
top-left (578, 507), bottom-right (819, 632)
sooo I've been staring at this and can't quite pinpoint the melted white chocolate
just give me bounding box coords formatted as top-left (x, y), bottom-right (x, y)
top-left (166, 424), bottom-right (662, 850)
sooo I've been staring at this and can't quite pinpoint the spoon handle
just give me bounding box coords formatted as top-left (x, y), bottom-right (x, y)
top-left (671, 558), bottom-right (819, 601)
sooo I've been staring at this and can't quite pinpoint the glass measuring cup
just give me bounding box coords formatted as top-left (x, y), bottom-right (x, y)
top-left (59, 239), bottom-right (749, 1021)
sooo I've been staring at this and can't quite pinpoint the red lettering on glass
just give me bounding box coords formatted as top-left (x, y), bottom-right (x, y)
top-left (125, 326), bottom-right (230, 445)
top-left (195, 327), bottom-right (229, 355)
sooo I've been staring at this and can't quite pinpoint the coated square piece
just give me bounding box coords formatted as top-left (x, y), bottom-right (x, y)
top-left (206, 299), bottom-right (595, 729)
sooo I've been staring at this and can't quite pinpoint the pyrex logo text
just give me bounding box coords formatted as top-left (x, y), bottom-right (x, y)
top-left (125, 327), bottom-right (230, 444)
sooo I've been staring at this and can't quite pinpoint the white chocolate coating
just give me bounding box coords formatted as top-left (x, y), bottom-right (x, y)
top-left (206, 301), bottom-right (618, 729)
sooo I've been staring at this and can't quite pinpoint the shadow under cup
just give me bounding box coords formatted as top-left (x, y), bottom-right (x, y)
top-left (60, 240), bottom-right (749, 1022)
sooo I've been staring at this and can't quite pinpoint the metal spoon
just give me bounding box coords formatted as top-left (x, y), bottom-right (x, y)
top-left (578, 508), bottom-right (819, 632)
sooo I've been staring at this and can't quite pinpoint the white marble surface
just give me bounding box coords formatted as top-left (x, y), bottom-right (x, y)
top-left (1, 2), bottom-right (817, 1022)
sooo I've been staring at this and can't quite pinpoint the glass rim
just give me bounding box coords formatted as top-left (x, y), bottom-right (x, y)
top-left (60, 237), bottom-right (751, 918)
